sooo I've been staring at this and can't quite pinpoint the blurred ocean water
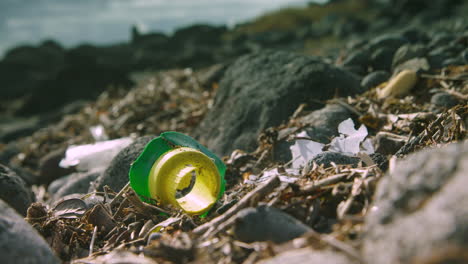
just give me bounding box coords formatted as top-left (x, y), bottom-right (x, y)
top-left (0, 0), bottom-right (316, 55)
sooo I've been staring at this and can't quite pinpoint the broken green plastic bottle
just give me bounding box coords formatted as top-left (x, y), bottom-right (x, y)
top-left (128, 132), bottom-right (226, 215)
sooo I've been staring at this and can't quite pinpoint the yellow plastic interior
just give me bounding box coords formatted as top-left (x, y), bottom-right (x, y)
top-left (148, 147), bottom-right (220, 215)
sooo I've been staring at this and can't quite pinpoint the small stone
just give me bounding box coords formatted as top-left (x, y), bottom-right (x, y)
top-left (392, 44), bottom-right (426, 69)
top-left (401, 28), bottom-right (428, 43)
top-left (428, 53), bottom-right (450, 70)
top-left (49, 170), bottom-right (101, 201)
top-left (147, 232), bottom-right (162, 245)
top-left (462, 49), bottom-right (468, 63)
top-left (92, 136), bottom-right (154, 192)
top-left (342, 49), bottom-right (370, 68)
top-left (393, 57), bottom-right (430, 74)
top-left (233, 205), bottom-right (311, 243)
top-left (0, 163), bottom-right (34, 216)
top-left (38, 147), bottom-right (75, 185)
top-left (361, 71), bottom-right (390, 90)
top-left (0, 200), bottom-right (60, 264)
top-left (301, 104), bottom-right (354, 144)
top-left (374, 132), bottom-right (407, 155)
top-left (428, 33), bottom-right (454, 49)
top-left (368, 35), bottom-right (408, 53)
top-left (431, 92), bottom-right (461, 109)
top-left (442, 57), bottom-right (466, 67)
top-left (310, 152), bottom-right (361, 168)
top-left (371, 47), bottom-right (395, 72)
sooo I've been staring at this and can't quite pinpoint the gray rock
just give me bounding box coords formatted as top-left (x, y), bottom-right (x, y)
top-left (393, 57), bottom-right (430, 74)
top-left (370, 153), bottom-right (389, 171)
top-left (374, 132), bottom-right (407, 155)
top-left (258, 248), bottom-right (356, 264)
top-left (310, 152), bottom-right (361, 168)
top-left (38, 147), bottom-right (75, 185)
top-left (0, 199), bottom-right (60, 264)
top-left (361, 71), bottom-right (390, 90)
top-left (392, 44), bottom-right (427, 69)
top-left (431, 92), bottom-right (461, 109)
top-left (429, 45), bottom-right (462, 58)
top-left (442, 57), bottom-right (466, 67)
top-left (0, 116), bottom-right (41, 143)
top-left (0, 163), bottom-right (34, 216)
top-left (92, 136), bottom-right (153, 192)
top-left (371, 47), bottom-right (395, 72)
top-left (274, 104), bottom-right (353, 163)
top-left (301, 104), bottom-right (354, 144)
top-left (401, 28), bottom-right (428, 43)
top-left (49, 170), bottom-right (101, 200)
top-left (367, 35), bottom-right (408, 53)
top-left (428, 33), bottom-right (454, 49)
top-left (428, 53), bottom-right (450, 70)
top-left (462, 49), bottom-right (468, 63)
top-left (345, 39), bottom-right (366, 51)
top-left (194, 50), bottom-right (363, 156)
top-left (233, 205), bottom-right (311, 243)
top-left (342, 65), bottom-right (367, 76)
top-left (342, 49), bottom-right (370, 68)
top-left (363, 142), bottom-right (468, 264)
top-left (0, 142), bottom-right (20, 165)
top-left (342, 34), bottom-right (408, 74)
top-left (0, 144), bottom-right (36, 186)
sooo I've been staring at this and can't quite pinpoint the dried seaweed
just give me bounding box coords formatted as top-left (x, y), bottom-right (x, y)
top-left (18, 64), bottom-right (467, 264)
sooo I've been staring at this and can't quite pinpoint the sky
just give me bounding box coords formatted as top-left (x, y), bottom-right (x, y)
top-left (0, 0), bottom-right (322, 56)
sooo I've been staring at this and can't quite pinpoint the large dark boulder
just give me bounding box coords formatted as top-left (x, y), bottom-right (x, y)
top-left (0, 163), bottom-right (34, 216)
top-left (363, 141), bottom-right (468, 264)
top-left (194, 50), bottom-right (363, 156)
top-left (169, 24), bottom-right (228, 68)
top-left (0, 40), bottom-right (65, 99)
top-left (18, 44), bottom-right (133, 115)
top-left (0, 199), bottom-right (60, 264)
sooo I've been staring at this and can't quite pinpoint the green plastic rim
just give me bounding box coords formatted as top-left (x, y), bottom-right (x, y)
top-left (128, 132), bottom-right (226, 215)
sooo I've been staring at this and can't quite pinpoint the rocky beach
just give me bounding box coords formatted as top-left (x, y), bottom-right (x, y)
top-left (0, 0), bottom-right (467, 263)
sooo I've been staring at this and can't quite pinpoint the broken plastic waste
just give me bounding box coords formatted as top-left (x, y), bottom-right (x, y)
top-left (128, 131), bottom-right (226, 215)
top-left (290, 118), bottom-right (374, 169)
top-left (59, 137), bottom-right (134, 171)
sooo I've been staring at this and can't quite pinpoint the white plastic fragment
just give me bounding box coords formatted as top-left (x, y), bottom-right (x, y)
top-left (361, 138), bottom-right (375, 154)
top-left (329, 118), bottom-right (374, 155)
top-left (245, 168), bottom-right (301, 185)
top-left (59, 137), bottom-right (133, 171)
top-left (258, 168), bottom-right (300, 183)
top-left (290, 131), bottom-right (324, 169)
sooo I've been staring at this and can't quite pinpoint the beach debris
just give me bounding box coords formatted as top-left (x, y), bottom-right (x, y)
top-left (59, 138), bottom-right (133, 171)
top-left (290, 118), bottom-right (373, 169)
top-left (52, 198), bottom-right (87, 219)
top-left (129, 132), bottom-right (226, 215)
top-left (377, 69), bottom-right (418, 99)
top-left (329, 118), bottom-right (374, 155)
top-left (290, 131), bottom-right (324, 169)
